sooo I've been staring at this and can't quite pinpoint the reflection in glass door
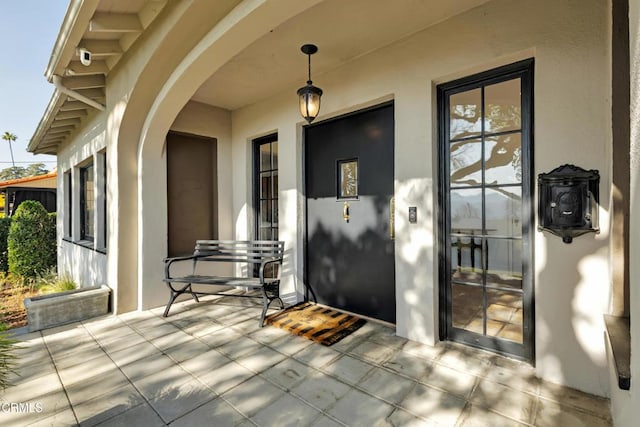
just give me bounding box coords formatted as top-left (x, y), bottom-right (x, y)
top-left (438, 60), bottom-right (534, 361)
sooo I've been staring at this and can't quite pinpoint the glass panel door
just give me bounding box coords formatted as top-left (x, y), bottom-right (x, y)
top-left (439, 60), bottom-right (534, 361)
top-left (254, 135), bottom-right (278, 241)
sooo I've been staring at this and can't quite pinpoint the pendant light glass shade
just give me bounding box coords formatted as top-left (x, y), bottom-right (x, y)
top-left (297, 83), bottom-right (323, 123)
top-left (298, 44), bottom-right (322, 123)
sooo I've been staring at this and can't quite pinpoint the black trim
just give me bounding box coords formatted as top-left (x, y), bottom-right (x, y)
top-left (80, 163), bottom-right (95, 242)
top-left (62, 237), bottom-right (106, 254)
top-left (252, 134), bottom-right (279, 241)
top-left (65, 170), bottom-right (72, 239)
top-left (437, 59), bottom-right (535, 362)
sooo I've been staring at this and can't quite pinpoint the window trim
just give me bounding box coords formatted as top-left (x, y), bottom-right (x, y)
top-left (253, 133), bottom-right (279, 241)
top-left (79, 162), bottom-right (95, 242)
top-left (64, 170), bottom-right (73, 239)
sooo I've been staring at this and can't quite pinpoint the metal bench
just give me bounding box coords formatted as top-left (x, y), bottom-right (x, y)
top-left (162, 240), bottom-right (285, 326)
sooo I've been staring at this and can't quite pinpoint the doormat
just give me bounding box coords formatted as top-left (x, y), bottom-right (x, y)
top-left (265, 302), bottom-right (366, 346)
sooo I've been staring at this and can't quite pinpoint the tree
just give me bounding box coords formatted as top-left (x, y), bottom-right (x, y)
top-left (24, 163), bottom-right (49, 177)
top-left (0, 164), bottom-right (49, 181)
top-left (1, 132), bottom-right (17, 173)
top-left (0, 167), bottom-right (26, 181)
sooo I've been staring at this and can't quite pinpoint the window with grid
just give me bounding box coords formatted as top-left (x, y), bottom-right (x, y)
top-left (80, 163), bottom-right (95, 241)
top-left (64, 170), bottom-right (72, 239)
top-left (254, 134), bottom-right (278, 240)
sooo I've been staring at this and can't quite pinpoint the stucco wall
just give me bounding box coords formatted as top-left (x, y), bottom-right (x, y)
top-left (229, 0), bottom-right (612, 396)
top-left (56, 111), bottom-right (108, 290)
top-left (133, 100), bottom-right (234, 308)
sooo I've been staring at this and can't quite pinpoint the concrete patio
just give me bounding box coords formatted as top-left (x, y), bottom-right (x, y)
top-left (3, 296), bottom-right (611, 426)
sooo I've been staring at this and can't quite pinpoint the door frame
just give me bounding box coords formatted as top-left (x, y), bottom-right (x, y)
top-left (437, 59), bottom-right (535, 362)
top-left (302, 100), bottom-right (396, 308)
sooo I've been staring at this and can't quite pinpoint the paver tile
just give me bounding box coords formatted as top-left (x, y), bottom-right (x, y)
top-left (534, 398), bottom-right (611, 427)
top-left (259, 357), bottom-right (315, 390)
top-left (196, 360), bottom-right (255, 395)
top-left (324, 354), bottom-right (374, 385)
top-left (348, 340), bottom-right (397, 365)
top-left (73, 383), bottom-right (144, 427)
top-left (537, 381), bottom-right (611, 419)
top-left (470, 378), bottom-right (536, 424)
top-left (221, 376), bottom-right (284, 417)
top-left (328, 388), bottom-right (395, 427)
top-left (170, 397), bottom-right (247, 426)
top-left (267, 333), bottom-right (313, 355)
top-left (119, 353), bottom-right (176, 382)
top-left (248, 324), bottom-right (290, 345)
top-left (27, 408), bottom-right (78, 427)
top-left (359, 367), bottom-right (416, 404)
top-left (292, 342), bottom-right (340, 369)
top-left (56, 354), bottom-right (118, 387)
top-left (178, 348), bottom-right (231, 376)
top-left (422, 363), bottom-right (478, 399)
top-left (108, 341), bottom-right (161, 366)
top-left (458, 403), bottom-right (526, 426)
top-left (64, 370), bottom-right (131, 406)
top-left (236, 344), bottom-right (286, 373)
top-left (150, 329), bottom-right (193, 351)
top-left (93, 403), bottom-right (165, 426)
top-left (251, 392), bottom-right (321, 427)
top-left (51, 345), bottom-right (107, 369)
top-left (290, 370), bottom-right (350, 411)
top-left (147, 377), bottom-right (217, 423)
top-left (400, 382), bottom-right (466, 427)
top-left (132, 364), bottom-right (196, 401)
top-left (217, 336), bottom-right (264, 359)
top-left (383, 350), bottom-right (431, 380)
top-left (199, 329), bottom-right (243, 348)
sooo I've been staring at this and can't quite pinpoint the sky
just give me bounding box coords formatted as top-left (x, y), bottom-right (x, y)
top-left (0, 1), bottom-right (69, 170)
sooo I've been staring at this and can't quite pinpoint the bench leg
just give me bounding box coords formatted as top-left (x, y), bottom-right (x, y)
top-left (163, 282), bottom-right (199, 317)
top-left (259, 282), bottom-right (284, 327)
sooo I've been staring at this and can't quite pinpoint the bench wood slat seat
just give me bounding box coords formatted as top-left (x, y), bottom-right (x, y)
top-left (163, 240), bottom-right (285, 326)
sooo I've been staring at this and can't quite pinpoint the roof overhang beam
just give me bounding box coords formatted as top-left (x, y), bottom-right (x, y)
top-left (89, 13), bottom-right (142, 33)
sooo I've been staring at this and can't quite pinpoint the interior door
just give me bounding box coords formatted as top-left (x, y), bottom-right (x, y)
top-left (305, 103), bottom-right (396, 323)
top-left (438, 60), bottom-right (534, 361)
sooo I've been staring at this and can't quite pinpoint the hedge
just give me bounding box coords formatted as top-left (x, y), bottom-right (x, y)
top-left (0, 217), bottom-right (10, 272)
top-left (7, 201), bottom-right (57, 278)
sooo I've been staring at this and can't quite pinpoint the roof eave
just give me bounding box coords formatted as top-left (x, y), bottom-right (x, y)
top-left (27, 91), bottom-right (67, 154)
top-left (45, 0), bottom-right (101, 82)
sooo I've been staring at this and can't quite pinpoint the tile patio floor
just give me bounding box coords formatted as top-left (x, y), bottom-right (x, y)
top-left (2, 296), bottom-right (612, 426)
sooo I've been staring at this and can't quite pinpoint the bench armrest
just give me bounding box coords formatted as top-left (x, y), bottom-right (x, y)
top-left (164, 254), bottom-right (202, 280)
top-left (259, 256), bottom-right (283, 283)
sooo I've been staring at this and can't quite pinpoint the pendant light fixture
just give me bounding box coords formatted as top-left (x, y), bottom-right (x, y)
top-left (297, 44), bottom-right (323, 123)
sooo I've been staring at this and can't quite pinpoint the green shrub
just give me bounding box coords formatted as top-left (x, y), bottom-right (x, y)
top-left (36, 268), bottom-right (76, 294)
top-left (0, 323), bottom-right (18, 390)
top-left (0, 217), bottom-right (10, 272)
top-left (7, 201), bottom-right (57, 278)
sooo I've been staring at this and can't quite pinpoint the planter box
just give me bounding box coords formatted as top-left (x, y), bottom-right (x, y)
top-left (24, 285), bottom-right (111, 332)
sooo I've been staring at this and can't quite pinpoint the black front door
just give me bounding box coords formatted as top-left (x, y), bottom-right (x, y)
top-left (305, 103), bottom-right (396, 323)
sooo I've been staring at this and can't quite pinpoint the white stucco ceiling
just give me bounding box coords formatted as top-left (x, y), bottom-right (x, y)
top-left (192, 0), bottom-right (492, 110)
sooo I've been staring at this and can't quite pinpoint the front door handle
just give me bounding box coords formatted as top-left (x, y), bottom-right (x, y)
top-left (343, 201), bottom-right (350, 222)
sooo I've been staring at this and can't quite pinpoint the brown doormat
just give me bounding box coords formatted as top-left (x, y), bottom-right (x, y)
top-left (265, 302), bottom-right (366, 346)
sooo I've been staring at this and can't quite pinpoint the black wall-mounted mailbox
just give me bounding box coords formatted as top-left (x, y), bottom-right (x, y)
top-left (538, 164), bottom-right (599, 243)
